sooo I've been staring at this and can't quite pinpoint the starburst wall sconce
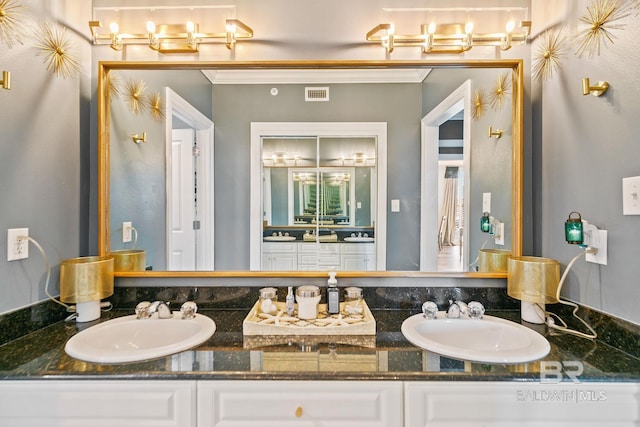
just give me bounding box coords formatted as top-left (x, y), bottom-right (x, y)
top-left (89, 5), bottom-right (253, 53)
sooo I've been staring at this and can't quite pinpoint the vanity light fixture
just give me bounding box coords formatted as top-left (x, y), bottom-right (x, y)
top-left (488, 127), bottom-right (503, 139)
top-left (0, 71), bottom-right (10, 90)
top-left (89, 18), bottom-right (253, 53)
top-left (366, 17), bottom-right (531, 54)
top-left (131, 132), bottom-right (147, 144)
top-left (582, 77), bottom-right (609, 97)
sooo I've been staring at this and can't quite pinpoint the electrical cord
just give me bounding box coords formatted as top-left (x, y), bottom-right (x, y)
top-left (544, 248), bottom-right (598, 340)
top-left (24, 236), bottom-right (114, 321)
top-left (467, 238), bottom-right (490, 270)
top-left (23, 236), bottom-right (79, 321)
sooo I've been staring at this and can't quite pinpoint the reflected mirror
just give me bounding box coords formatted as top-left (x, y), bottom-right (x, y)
top-left (98, 60), bottom-right (523, 277)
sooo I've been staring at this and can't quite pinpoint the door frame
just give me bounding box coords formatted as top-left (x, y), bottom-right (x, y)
top-left (165, 88), bottom-right (215, 270)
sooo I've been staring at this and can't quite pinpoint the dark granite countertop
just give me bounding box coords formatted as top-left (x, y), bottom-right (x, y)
top-left (1, 308), bottom-right (638, 382)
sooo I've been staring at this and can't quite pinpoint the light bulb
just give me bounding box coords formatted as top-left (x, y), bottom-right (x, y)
top-left (109, 22), bottom-right (119, 34)
top-left (465, 21), bottom-right (474, 34)
top-left (146, 21), bottom-right (156, 33)
top-left (186, 21), bottom-right (195, 33)
top-left (505, 20), bottom-right (515, 33)
top-left (427, 22), bottom-right (436, 34)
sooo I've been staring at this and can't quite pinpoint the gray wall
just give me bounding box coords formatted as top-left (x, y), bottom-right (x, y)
top-left (533, 1), bottom-right (640, 324)
top-left (0, 1), bottom-right (91, 314)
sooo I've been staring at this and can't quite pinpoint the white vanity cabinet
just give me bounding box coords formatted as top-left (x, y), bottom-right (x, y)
top-left (404, 382), bottom-right (640, 427)
top-left (297, 242), bottom-right (340, 270)
top-left (0, 380), bottom-right (196, 427)
top-left (262, 242), bottom-right (298, 271)
top-left (340, 243), bottom-right (375, 271)
top-left (197, 380), bottom-right (403, 426)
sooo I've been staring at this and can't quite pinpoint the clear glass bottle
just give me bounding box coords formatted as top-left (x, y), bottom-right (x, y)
top-left (258, 287), bottom-right (278, 314)
top-left (344, 286), bottom-right (363, 314)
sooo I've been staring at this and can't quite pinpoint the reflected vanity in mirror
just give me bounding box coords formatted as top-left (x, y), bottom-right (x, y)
top-left (98, 60), bottom-right (523, 277)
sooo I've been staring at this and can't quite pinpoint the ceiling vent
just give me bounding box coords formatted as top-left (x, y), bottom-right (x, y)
top-left (305, 87), bottom-right (329, 102)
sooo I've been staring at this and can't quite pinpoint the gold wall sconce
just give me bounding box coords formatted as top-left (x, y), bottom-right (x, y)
top-left (89, 18), bottom-right (253, 53)
top-left (488, 127), bottom-right (503, 139)
top-left (131, 132), bottom-right (147, 144)
top-left (0, 71), bottom-right (10, 90)
top-left (582, 77), bottom-right (609, 97)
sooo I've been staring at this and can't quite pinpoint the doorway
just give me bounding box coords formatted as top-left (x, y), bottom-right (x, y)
top-left (165, 88), bottom-right (215, 270)
top-left (420, 80), bottom-right (471, 271)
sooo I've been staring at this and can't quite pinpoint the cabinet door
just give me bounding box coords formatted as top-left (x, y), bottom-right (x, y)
top-left (198, 380), bottom-right (403, 426)
top-left (341, 243), bottom-right (375, 271)
top-left (404, 381), bottom-right (640, 427)
top-left (263, 243), bottom-right (297, 270)
top-left (0, 380), bottom-right (195, 427)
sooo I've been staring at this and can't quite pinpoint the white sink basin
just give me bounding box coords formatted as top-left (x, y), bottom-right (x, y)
top-left (65, 313), bottom-right (216, 364)
top-left (344, 236), bottom-right (374, 242)
top-left (264, 235), bottom-right (296, 241)
top-left (401, 312), bottom-right (550, 364)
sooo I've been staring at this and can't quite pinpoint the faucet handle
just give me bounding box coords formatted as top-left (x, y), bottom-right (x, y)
top-left (422, 301), bottom-right (438, 319)
top-left (135, 301), bottom-right (152, 319)
top-left (180, 301), bottom-right (198, 319)
top-left (467, 301), bottom-right (485, 319)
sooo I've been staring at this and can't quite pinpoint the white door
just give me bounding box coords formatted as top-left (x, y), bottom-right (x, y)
top-left (169, 128), bottom-right (196, 270)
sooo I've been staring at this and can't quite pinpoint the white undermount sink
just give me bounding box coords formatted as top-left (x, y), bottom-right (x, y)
top-left (263, 235), bottom-right (296, 241)
top-left (401, 312), bottom-right (550, 364)
top-left (344, 236), bottom-right (374, 242)
top-left (64, 313), bottom-right (216, 364)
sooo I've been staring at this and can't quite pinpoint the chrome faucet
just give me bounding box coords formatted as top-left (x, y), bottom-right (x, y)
top-left (446, 300), bottom-right (462, 319)
top-left (135, 301), bottom-right (172, 319)
top-left (446, 300), bottom-right (485, 319)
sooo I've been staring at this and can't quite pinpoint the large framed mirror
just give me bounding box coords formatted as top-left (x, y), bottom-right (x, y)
top-left (98, 60), bottom-right (523, 278)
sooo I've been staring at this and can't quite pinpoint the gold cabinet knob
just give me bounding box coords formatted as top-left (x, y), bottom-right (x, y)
top-left (295, 406), bottom-right (303, 418)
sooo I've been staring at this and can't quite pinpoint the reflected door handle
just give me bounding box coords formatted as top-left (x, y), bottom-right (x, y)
top-left (295, 406), bottom-right (303, 418)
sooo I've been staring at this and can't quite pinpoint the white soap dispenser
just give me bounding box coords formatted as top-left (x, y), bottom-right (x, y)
top-left (327, 271), bottom-right (340, 314)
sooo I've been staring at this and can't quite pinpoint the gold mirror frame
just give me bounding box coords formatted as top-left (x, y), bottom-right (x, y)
top-left (97, 59), bottom-right (523, 279)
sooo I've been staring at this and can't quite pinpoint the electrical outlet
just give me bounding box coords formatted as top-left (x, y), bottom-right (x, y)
top-left (584, 224), bottom-right (607, 265)
top-left (7, 228), bottom-right (29, 261)
top-left (122, 222), bottom-right (133, 243)
top-left (622, 176), bottom-right (640, 215)
top-left (494, 222), bottom-right (505, 246)
top-left (482, 193), bottom-right (491, 213)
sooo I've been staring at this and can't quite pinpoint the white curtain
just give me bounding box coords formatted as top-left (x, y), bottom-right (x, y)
top-left (440, 176), bottom-right (458, 247)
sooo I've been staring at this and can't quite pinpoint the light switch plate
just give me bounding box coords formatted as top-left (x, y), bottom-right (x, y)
top-left (391, 199), bottom-right (400, 212)
top-left (622, 176), bottom-right (640, 215)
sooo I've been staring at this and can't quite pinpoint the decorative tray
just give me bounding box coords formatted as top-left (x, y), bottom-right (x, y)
top-left (242, 300), bottom-right (376, 336)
